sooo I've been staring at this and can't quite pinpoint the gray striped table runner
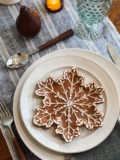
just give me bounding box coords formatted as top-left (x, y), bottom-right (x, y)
top-left (0, 0), bottom-right (120, 160)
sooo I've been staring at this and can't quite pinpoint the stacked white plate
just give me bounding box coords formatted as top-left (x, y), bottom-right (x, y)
top-left (13, 49), bottom-right (120, 160)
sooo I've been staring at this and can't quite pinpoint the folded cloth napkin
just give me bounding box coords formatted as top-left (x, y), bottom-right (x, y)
top-left (0, 0), bottom-right (120, 160)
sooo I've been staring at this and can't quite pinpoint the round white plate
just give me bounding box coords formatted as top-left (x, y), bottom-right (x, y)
top-left (13, 49), bottom-right (120, 160)
top-left (0, 0), bottom-right (21, 5)
top-left (20, 55), bottom-right (118, 153)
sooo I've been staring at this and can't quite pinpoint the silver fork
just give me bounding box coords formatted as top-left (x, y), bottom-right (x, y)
top-left (0, 100), bottom-right (27, 160)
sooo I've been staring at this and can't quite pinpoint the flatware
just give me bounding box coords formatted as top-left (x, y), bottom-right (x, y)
top-left (107, 44), bottom-right (120, 68)
top-left (107, 44), bottom-right (120, 124)
top-left (6, 29), bottom-right (74, 69)
top-left (0, 100), bottom-right (27, 160)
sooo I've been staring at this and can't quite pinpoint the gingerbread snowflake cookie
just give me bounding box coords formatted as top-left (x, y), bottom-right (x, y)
top-left (33, 67), bottom-right (104, 142)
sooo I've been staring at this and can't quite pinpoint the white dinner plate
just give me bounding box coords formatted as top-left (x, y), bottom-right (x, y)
top-left (13, 48), bottom-right (120, 160)
top-left (20, 55), bottom-right (119, 153)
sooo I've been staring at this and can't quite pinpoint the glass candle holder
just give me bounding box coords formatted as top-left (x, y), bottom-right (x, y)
top-left (75, 0), bottom-right (113, 40)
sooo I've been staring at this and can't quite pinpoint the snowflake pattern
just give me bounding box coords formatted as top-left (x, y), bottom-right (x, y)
top-left (33, 67), bottom-right (104, 142)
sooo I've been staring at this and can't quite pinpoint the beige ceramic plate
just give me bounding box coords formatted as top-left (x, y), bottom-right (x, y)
top-left (19, 54), bottom-right (119, 153)
top-left (13, 49), bottom-right (119, 159)
top-left (0, 0), bottom-right (20, 5)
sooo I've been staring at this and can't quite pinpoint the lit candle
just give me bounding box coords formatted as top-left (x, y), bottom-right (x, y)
top-left (46, 0), bottom-right (63, 12)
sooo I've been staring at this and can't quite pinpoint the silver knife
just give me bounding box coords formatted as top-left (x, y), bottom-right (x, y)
top-left (107, 44), bottom-right (120, 68)
top-left (108, 44), bottom-right (120, 124)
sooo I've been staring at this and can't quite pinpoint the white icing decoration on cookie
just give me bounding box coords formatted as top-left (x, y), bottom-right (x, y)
top-left (33, 67), bottom-right (104, 142)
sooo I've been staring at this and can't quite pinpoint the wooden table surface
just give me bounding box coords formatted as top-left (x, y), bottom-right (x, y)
top-left (108, 0), bottom-right (120, 33)
top-left (0, 0), bottom-right (120, 159)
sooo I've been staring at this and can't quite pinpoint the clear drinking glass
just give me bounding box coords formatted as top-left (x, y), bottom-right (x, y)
top-left (75, 0), bottom-right (113, 40)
